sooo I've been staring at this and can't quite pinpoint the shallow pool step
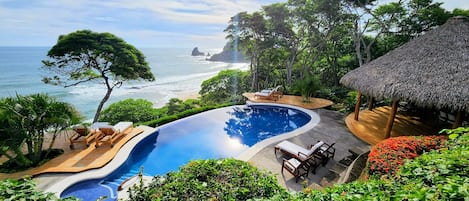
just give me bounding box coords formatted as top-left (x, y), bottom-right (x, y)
top-left (101, 170), bottom-right (142, 188)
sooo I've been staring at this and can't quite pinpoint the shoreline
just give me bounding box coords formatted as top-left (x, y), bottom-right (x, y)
top-left (174, 91), bottom-right (200, 101)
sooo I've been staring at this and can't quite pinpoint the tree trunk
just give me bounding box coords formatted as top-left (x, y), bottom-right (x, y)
top-left (384, 100), bottom-right (399, 139)
top-left (353, 20), bottom-right (364, 67)
top-left (287, 48), bottom-right (297, 88)
top-left (29, 130), bottom-right (44, 165)
top-left (367, 97), bottom-right (374, 111)
top-left (45, 130), bottom-right (60, 158)
top-left (354, 92), bottom-right (362, 121)
top-left (12, 148), bottom-right (32, 167)
top-left (94, 87), bottom-right (113, 123)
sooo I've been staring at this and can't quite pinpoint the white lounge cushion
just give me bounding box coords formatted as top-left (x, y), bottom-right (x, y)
top-left (284, 158), bottom-right (301, 171)
top-left (89, 122), bottom-right (110, 130)
top-left (113, 121), bottom-right (133, 132)
top-left (255, 91), bottom-right (272, 97)
top-left (307, 141), bottom-right (324, 155)
top-left (276, 140), bottom-right (324, 161)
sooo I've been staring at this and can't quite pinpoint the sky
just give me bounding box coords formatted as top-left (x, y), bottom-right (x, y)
top-left (0, 0), bottom-right (468, 49)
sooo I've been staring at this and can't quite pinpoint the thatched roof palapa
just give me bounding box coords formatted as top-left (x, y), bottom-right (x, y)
top-left (340, 16), bottom-right (469, 113)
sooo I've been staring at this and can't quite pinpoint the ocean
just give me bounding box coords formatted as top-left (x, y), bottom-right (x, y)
top-left (0, 47), bottom-right (248, 120)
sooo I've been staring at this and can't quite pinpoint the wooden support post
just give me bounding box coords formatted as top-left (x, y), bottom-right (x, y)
top-left (384, 100), bottom-right (399, 139)
top-left (367, 97), bottom-right (374, 111)
top-left (354, 92), bottom-right (362, 121)
top-left (452, 111), bottom-right (463, 129)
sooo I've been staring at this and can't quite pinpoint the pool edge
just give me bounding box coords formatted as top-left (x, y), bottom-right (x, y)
top-left (236, 102), bottom-right (320, 161)
top-left (45, 125), bottom-right (158, 198)
top-left (45, 103), bottom-right (320, 198)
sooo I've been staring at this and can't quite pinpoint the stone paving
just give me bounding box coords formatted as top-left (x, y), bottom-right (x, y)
top-left (247, 109), bottom-right (370, 191)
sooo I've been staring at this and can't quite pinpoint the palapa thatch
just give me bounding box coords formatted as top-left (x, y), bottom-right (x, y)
top-left (340, 16), bottom-right (469, 113)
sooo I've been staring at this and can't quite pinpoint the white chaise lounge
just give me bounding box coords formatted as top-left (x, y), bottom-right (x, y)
top-left (274, 140), bottom-right (326, 174)
top-left (254, 85), bottom-right (283, 100)
top-left (274, 140), bottom-right (324, 161)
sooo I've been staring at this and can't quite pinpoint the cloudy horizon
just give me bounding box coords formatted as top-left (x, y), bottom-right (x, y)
top-left (0, 0), bottom-right (467, 49)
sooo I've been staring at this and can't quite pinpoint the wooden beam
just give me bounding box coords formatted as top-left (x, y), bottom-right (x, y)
top-left (354, 92), bottom-right (362, 121)
top-left (367, 97), bottom-right (374, 111)
top-left (452, 111), bottom-right (463, 129)
top-left (384, 100), bottom-right (399, 139)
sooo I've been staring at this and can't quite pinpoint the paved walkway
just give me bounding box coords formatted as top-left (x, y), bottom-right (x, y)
top-left (247, 109), bottom-right (370, 191)
top-left (243, 93), bottom-right (333, 109)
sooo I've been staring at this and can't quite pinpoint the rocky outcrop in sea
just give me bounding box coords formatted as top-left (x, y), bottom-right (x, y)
top-left (206, 43), bottom-right (246, 63)
top-left (191, 47), bottom-right (204, 56)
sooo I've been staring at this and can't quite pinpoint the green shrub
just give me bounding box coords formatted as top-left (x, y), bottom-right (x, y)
top-left (395, 132), bottom-right (469, 200)
top-left (142, 103), bottom-right (231, 127)
top-left (127, 159), bottom-right (289, 200)
top-left (0, 177), bottom-right (78, 201)
top-left (99, 98), bottom-right (159, 124)
top-left (292, 75), bottom-right (322, 102)
top-left (0, 93), bottom-right (82, 169)
top-left (199, 69), bottom-right (250, 105)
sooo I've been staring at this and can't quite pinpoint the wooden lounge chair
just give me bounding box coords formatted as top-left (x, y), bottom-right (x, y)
top-left (254, 86), bottom-right (283, 100)
top-left (275, 140), bottom-right (324, 161)
top-left (96, 121), bottom-right (133, 148)
top-left (281, 157), bottom-right (310, 183)
top-left (275, 140), bottom-right (324, 173)
top-left (69, 122), bottom-right (109, 149)
top-left (315, 142), bottom-right (336, 165)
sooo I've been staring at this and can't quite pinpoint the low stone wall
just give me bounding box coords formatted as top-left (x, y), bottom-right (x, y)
top-left (337, 151), bottom-right (369, 184)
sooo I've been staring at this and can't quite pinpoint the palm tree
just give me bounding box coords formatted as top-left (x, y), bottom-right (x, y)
top-left (0, 94), bottom-right (82, 166)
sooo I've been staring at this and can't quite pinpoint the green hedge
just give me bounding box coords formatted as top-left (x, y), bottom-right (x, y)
top-left (141, 103), bottom-right (232, 127)
top-left (0, 177), bottom-right (78, 201)
top-left (127, 159), bottom-right (289, 200)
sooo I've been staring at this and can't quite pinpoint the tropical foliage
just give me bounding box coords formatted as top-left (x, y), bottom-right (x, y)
top-left (127, 158), bottom-right (288, 200)
top-left (0, 177), bottom-right (78, 201)
top-left (0, 94), bottom-right (82, 169)
top-left (222, 0), bottom-right (467, 109)
top-left (199, 69), bottom-right (250, 105)
top-left (292, 75), bottom-right (322, 102)
top-left (99, 98), bottom-right (159, 125)
top-left (42, 30), bottom-right (155, 122)
top-left (142, 103), bottom-right (231, 127)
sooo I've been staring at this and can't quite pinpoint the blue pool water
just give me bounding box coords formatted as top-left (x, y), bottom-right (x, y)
top-left (61, 105), bottom-right (312, 200)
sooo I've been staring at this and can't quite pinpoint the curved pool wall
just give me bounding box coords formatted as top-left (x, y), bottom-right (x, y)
top-left (237, 102), bottom-right (320, 161)
top-left (46, 103), bottom-right (320, 200)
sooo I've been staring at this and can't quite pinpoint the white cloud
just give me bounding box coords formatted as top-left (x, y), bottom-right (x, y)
top-left (1, 0), bottom-right (466, 47)
top-left (0, 0), bottom-right (282, 47)
top-left (99, 0), bottom-right (273, 24)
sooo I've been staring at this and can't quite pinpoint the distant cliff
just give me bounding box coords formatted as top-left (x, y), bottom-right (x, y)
top-left (207, 43), bottom-right (247, 63)
top-left (191, 47), bottom-right (205, 56)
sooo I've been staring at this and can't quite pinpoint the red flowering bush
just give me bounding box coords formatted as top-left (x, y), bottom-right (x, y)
top-left (367, 135), bottom-right (446, 176)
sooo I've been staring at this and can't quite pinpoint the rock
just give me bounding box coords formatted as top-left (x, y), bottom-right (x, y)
top-left (206, 43), bottom-right (247, 63)
top-left (191, 47), bottom-right (205, 56)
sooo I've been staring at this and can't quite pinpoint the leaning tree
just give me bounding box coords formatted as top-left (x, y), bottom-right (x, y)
top-left (42, 30), bottom-right (155, 122)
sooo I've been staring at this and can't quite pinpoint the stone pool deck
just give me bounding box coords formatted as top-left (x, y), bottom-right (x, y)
top-left (34, 109), bottom-right (369, 194)
top-left (246, 109), bottom-right (370, 191)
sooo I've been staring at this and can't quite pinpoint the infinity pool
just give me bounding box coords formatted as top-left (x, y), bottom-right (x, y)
top-left (60, 104), bottom-right (314, 200)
